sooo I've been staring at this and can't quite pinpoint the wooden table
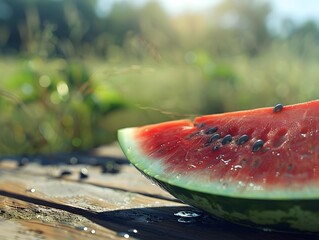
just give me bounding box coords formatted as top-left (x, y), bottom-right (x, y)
top-left (0, 144), bottom-right (318, 240)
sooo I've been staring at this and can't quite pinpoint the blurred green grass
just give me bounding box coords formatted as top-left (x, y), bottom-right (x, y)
top-left (1, 45), bottom-right (319, 155)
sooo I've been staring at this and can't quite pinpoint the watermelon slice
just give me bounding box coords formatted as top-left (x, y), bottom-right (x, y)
top-left (118, 100), bottom-right (319, 232)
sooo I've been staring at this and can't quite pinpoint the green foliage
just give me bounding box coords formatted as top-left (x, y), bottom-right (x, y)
top-left (5, 66), bottom-right (40, 102)
top-left (194, 51), bottom-right (237, 84)
top-left (0, 59), bottom-right (126, 155)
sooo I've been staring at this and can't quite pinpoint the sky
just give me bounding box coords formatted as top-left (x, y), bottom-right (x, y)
top-left (97, 0), bottom-right (319, 26)
top-left (269, 0), bottom-right (319, 23)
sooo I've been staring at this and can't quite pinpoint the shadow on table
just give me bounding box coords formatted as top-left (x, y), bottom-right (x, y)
top-left (0, 190), bottom-right (318, 240)
top-left (93, 206), bottom-right (319, 240)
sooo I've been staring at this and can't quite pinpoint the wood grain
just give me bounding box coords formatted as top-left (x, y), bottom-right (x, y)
top-left (0, 146), bottom-right (318, 240)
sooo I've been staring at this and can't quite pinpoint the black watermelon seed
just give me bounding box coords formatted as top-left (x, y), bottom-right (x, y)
top-left (205, 127), bottom-right (218, 134)
top-left (196, 123), bottom-right (205, 128)
top-left (210, 133), bottom-right (220, 142)
top-left (222, 134), bottom-right (232, 145)
top-left (273, 103), bottom-right (283, 113)
top-left (204, 133), bottom-right (220, 146)
top-left (252, 139), bottom-right (264, 152)
top-left (237, 134), bottom-right (249, 145)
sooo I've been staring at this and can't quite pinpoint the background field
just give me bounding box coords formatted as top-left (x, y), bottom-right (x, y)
top-left (1, 0), bottom-right (319, 155)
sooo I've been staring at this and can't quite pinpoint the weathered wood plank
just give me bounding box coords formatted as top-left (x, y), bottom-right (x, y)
top-left (1, 154), bottom-right (319, 240)
top-left (0, 165), bottom-right (181, 240)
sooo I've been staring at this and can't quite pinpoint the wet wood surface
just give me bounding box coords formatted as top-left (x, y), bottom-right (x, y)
top-left (0, 144), bottom-right (318, 240)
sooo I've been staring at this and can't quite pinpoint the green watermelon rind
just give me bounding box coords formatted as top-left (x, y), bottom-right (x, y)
top-left (118, 127), bottom-right (319, 232)
top-left (155, 177), bottom-right (319, 232)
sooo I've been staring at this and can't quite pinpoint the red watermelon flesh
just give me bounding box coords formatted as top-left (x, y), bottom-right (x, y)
top-left (118, 100), bottom-right (319, 199)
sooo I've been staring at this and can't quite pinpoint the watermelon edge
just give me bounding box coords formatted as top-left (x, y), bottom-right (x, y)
top-left (118, 127), bottom-right (319, 200)
top-left (118, 127), bottom-right (319, 232)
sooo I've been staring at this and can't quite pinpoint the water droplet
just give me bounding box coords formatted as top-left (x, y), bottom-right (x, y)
top-left (216, 154), bottom-right (225, 160)
top-left (90, 229), bottom-right (96, 234)
top-left (262, 227), bottom-right (273, 232)
top-left (230, 164), bottom-right (242, 170)
top-left (128, 229), bottom-right (138, 234)
top-left (252, 186), bottom-right (264, 192)
top-left (174, 210), bottom-right (201, 218)
top-left (177, 218), bottom-right (196, 224)
top-left (219, 178), bottom-right (228, 189)
top-left (28, 188), bottom-right (36, 193)
top-left (275, 172), bottom-right (280, 177)
top-left (80, 168), bottom-right (89, 179)
top-left (187, 164), bottom-right (196, 169)
top-left (272, 150), bottom-right (281, 157)
top-left (221, 159), bottom-right (231, 165)
top-left (237, 181), bottom-right (245, 187)
top-left (82, 226), bottom-right (88, 231)
top-left (301, 133), bottom-right (307, 138)
top-left (117, 232), bottom-right (130, 238)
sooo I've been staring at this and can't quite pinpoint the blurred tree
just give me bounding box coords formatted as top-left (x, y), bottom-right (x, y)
top-left (103, 2), bottom-right (140, 46)
top-left (137, 1), bottom-right (176, 59)
top-left (172, 13), bottom-right (207, 50)
top-left (103, 1), bottom-right (176, 61)
top-left (288, 21), bottom-right (319, 41)
top-left (0, 0), bottom-right (26, 52)
top-left (0, 0), bottom-right (179, 60)
top-left (287, 20), bottom-right (319, 58)
top-left (207, 0), bottom-right (272, 56)
top-left (0, 0), bottom-right (98, 57)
